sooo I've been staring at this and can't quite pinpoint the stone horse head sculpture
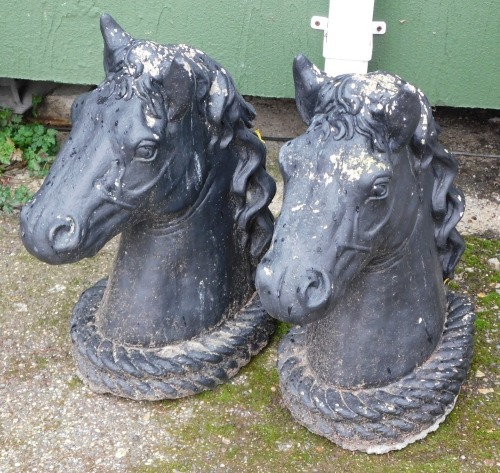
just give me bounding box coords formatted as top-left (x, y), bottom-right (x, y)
top-left (256, 56), bottom-right (475, 452)
top-left (20, 14), bottom-right (276, 400)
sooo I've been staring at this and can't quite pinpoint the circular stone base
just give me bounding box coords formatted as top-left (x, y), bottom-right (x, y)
top-left (70, 279), bottom-right (275, 400)
top-left (277, 292), bottom-right (475, 453)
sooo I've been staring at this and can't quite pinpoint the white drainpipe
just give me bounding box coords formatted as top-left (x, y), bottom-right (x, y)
top-left (311, 0), bottom-right (386, 77)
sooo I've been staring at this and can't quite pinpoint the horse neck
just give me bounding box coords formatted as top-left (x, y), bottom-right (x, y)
top-left (96, 148), bottom-right (254, 347)
top-left (306, 205), bottom-right (447, 389)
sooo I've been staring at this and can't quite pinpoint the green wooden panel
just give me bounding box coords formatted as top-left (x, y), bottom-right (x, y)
top-left (0, 1), bottom-right (498, 107)
top-left (0, 0), bottom-right (325, 96)
top-left (372, 0), bottom-right (500, 108)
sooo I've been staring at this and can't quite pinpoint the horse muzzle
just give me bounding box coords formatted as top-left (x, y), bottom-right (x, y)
top-left (255, 259), bottom-right (332, 325)
top-left (20, 202), bottom-right (88, 264)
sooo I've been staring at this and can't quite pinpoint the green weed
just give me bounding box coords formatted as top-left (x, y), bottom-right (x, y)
top-left (0, 184), bottom-right (31, 212)
top-left (0, 107), bottom-right (58, 176)
top-left (0, 106), bottom-right (59, 212)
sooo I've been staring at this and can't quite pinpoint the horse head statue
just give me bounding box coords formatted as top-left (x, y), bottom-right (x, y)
top-left (22, 14), bottom-right (274, 266)
top-left (256, 55), bottom-right (475, 452)
top-left (20, 14), bottom-right (276, 400)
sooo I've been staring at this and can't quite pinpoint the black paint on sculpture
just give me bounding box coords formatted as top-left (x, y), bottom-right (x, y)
top-left (256, 55), bottom-right (475, 453)
top-left (20, 14), bottom-right (276, 400)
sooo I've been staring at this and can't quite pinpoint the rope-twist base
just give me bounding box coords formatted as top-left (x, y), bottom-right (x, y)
top-left (278, 291), bottom-right (475, 453)
top-left (70, 279), bottom-right (275, 401)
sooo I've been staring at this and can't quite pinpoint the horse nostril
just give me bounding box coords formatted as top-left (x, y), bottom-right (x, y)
top-left (299, 269), bottom-right (332, 312)
top-left (48, 216), bottom-right (81, 253)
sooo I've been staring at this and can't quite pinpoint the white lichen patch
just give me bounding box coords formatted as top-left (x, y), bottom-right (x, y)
top-left (291, 203), bottom-right (305, 212)
top-left (421, 111), bottom-right (428, 128)
top-left (65, 216), bottom-right (75, 235)
top-left (330, 148), bottom-right (389, 183)
top-left (180, 59), bottom-right (193, 75)
top-left (311, 63), bottom-right (325, 83)
top-left (181, 45), bottom-right (198, 59)
top-left (193, 152), bottom-right (202, 183)
top-left (351, 72), bottom-right (400, 97)
top-left (132, 42), bottom-right (169, 77)
top-left (209, 73), bottom-right (228, 97)
top-left (145, 114), bottom-right (157, 128)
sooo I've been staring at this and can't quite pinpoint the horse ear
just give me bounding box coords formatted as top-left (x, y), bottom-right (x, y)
top-left (384, 84), bottom-right (422, 152)
top-left (293, 55), bottom-right (328, 125)
top-left (163, 55), bottom-right (195, 121)
top-left (206, 70), bottom-right (230, 126)
top-left (100, 14), bottom-right (132, 75)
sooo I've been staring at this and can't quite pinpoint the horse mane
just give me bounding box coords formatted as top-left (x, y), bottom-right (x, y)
top-left (97, 40), bottom-right (275, 262)
top-left (310, 72), bottom-right (464, 279)
top-left (411, 95), bottom-right (465, 279)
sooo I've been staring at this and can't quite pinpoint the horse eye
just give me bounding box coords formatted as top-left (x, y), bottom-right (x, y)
top-left (134, 141), bottom-right (158, 162)
top-left (370, 181), bottom-right (389, 199)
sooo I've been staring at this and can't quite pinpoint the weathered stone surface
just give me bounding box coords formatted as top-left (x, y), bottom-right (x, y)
top-left (256, 55), bottom-right (475, 452)
top-left (19, 14), bottom-right (276, 400)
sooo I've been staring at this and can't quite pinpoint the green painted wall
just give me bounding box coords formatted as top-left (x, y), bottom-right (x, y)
top-left (371, 0), bottom-right (500, 108)
top-left (0, 1), bottom-right (498, 108)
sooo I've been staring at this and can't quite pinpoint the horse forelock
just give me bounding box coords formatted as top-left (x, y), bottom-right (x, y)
top-left (309, 72), bottom-right (464, 278)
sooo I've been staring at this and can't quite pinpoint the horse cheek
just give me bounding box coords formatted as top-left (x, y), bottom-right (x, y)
top-left (358, 199), bottom-right (391, 243)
